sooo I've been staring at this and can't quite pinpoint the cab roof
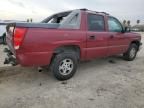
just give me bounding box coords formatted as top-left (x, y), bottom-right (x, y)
top-left (79, 8), bottom-right (110, 16)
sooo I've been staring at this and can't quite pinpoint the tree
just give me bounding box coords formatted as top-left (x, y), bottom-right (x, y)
top-left (27, 19), bottom-right (29, 22)
top-left (127, 20), bottom-right (131, 26)
top-left (127, 20), bottom-right (131, 32)
top-left (137, 20), bottom-right (140, 25)
top-left (27, 18), bottom-right (33, 22)
top-left (123, 20), bottom-right (126, 24)
top-left (30, 18), bottom-right (33, 22)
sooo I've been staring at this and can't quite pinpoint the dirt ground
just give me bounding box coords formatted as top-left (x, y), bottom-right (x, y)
top-left (0, 33), bottom-right (144, 108)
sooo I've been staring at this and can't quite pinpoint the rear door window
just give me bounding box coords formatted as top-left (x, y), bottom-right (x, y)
top-left (87, 14), bottom-right (105, 31)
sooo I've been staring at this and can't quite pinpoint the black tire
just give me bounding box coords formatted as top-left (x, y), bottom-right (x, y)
top-left (51, 52), bottom-right (78, 81)
top-left (123, 43), bottom-right (138, 61)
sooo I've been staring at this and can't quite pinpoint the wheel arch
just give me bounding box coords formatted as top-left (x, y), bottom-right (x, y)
top-left (50, 45), bottom-right (81, 65)
top-left (131, 40), bottom-right (141, 50)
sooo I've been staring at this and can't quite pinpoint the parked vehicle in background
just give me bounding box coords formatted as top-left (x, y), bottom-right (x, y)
top-left (4, 9), bottom-right (142, 80)
top-left (131, 27), bottom-right (140, 32)
top-left (0, 20), bottom-right (26, 44)
top-left (131, 25), bottom-right (144, 32)
top-left (0, 22), bottom-right (7, 44)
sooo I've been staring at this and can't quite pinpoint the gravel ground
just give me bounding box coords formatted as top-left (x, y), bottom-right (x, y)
top-left (0, 33), bottom-right (144, 108)
top-left (0, 45), bottom-right (6, 67)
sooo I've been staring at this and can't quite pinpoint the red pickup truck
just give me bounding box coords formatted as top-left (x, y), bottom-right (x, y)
top-left (5, 9), bottom-right (142, 80)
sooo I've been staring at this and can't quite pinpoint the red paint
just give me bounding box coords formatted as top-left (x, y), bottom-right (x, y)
top-left (6, 10), bottom-right (141, 66)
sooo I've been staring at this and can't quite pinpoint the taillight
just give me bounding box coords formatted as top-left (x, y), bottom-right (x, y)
top-left (13, 28), bottom-right (27, 50)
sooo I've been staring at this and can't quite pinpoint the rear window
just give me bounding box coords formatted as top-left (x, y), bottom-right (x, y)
top-left (42, 10), bottom-right (81, 29)
top-left (59, 11), bottom-right (81, 29)
top-left (87, 14), bottom-right (105, 31)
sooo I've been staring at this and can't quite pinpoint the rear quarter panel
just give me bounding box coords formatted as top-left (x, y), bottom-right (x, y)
top-left (18, 28), bottom-right (86, 66)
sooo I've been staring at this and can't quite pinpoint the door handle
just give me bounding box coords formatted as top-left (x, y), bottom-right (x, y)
top-left (110, 35), bottom-right (114, 39)
top-left (119, 37), bottom-right (124, 39)
top-left (89, 35), bottom-right (96, 40)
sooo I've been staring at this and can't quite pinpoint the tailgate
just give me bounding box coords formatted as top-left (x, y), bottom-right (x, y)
top-left (5, 22), bottom-right (59, 55)
top-left (6, 23), bottom-right (16, 55)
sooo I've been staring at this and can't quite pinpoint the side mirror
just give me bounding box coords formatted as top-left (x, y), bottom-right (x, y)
top-left (121, 27), bottom-right (126, 33)
top-left (122, 27), bottom-right (131, 33)
top-left (127, 27), bottom-right (131, 32)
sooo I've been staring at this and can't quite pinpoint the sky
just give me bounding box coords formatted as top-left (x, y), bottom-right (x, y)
top-left (0, 0), bottom-right (144, 25)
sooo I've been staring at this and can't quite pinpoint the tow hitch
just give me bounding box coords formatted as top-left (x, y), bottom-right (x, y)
top-left (3, 48), bottom-right (18, 66)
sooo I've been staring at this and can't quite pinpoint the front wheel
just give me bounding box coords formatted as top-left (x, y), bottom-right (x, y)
top-left (51, 52), bottom-right (78, 81)
top-left (123, 44), bottom-right (138, 61)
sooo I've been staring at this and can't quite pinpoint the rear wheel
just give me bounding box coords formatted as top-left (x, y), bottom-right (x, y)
top-left (51, 52), bottom-right (78, 81)
top-left (123, 44), bottom-right (138, 61)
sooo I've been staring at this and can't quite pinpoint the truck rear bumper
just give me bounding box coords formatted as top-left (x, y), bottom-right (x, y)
top-left (16, 51), bottom-right (53, 67)
top-left (3, 48), bottom-right (18, 66)
top-left (4, 48), bottom-right (53, 67)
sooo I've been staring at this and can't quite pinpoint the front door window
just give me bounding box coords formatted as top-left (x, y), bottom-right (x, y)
top-left (108, 17), bottom-right (123, 32)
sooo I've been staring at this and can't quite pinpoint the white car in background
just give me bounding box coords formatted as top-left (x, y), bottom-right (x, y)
top-left (0, 20), bottom-right (26, 44)
top-left (0, 22), bottom-right (7, 44)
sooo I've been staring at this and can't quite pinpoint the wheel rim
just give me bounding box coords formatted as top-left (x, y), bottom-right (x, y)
top-left (130, 48), bottom-right (136, 58)
top-left (58, 59), bottom-right (74, 76)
